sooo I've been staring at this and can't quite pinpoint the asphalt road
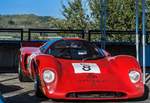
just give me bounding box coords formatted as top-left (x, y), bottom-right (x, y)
top-left (0, 73), bottom-right (150, 103)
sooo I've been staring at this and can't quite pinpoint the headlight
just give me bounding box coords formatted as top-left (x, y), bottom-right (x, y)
top-left (129, 71), bottom-right (140, 83)
top-left (43, 70), bottom-right (55, 83)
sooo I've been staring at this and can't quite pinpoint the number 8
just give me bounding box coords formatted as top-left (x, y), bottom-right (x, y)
top-left (81, 64), bottom-right (91, 71)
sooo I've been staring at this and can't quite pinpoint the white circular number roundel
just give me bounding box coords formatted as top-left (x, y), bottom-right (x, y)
top-left (72, 63), bottom-right (100, 73)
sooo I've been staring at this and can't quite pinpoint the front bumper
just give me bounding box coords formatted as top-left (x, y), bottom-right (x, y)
top-left (43, 84), bottom-right (144, 100)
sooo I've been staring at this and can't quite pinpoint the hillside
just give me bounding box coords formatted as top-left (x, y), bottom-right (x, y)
top-left (0, 14), bottom-right (61, 29)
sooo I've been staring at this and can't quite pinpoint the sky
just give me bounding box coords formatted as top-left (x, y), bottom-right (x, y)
top-left (0, 0), bottom-right (66, 18)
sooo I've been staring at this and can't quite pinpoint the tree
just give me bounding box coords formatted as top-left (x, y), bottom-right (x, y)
top-left (61, 0), bottom-right (142, 31)
top-left (61, 0), bottom-right (89, 29)
top-left (8, 19), bottom-right (15, 25)
top-left (88, 0), bottom-right (101, 29)
top-left (88, 0), bottom-right (137, 30)
top-left (88, 0), bottom-right (144, 42)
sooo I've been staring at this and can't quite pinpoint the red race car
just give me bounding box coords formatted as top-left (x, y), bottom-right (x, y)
top-left (18, 38), bottom-right (146, 100)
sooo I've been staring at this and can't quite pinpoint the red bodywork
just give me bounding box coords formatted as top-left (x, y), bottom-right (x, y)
top-left (19, 38), bottom-right (144, 100)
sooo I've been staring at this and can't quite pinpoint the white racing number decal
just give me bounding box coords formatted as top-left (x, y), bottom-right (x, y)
top-left (72, 63), bottom-right (100, 73)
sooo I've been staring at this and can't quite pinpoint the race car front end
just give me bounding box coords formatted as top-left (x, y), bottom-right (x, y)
top-left (38, 58), bottom-right (144, 101)
top-left (41, 72), bottom-right (144, 100)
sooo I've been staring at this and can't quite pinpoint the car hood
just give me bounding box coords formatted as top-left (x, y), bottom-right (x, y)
top-left (55, 57), bottom-right (132, 92)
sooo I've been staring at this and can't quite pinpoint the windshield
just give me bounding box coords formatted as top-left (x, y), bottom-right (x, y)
top-left (48, 40), bottom-right (104, 60)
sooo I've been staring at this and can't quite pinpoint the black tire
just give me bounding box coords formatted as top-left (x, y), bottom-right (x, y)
top-left (133, 84), bottom-right (149, 101)
top-left (140, 85), bottom-right (149, 100)
top-left (34, 75), bottom-right (45, 97)
top-left (18, 63), bottom-right (32, 82)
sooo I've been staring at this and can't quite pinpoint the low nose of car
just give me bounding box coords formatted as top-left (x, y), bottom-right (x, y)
top-left (57, 59), bottom-right (127, 92)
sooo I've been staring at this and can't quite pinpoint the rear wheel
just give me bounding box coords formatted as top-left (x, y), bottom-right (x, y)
top-left (18, 63), bottom-right (32, 82)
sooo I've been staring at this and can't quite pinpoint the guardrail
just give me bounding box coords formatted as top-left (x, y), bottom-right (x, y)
top-left (0, 28), bottom-right (149, 42)
top-left (0, 28), bottom-right (23, 41)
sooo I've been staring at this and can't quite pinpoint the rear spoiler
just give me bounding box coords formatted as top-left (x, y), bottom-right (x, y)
top-left (21, 40), bottom-right (47, 47)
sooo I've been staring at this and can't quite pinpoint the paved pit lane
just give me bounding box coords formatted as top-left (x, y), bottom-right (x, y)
top-left (0, 73), bottom-right (150, 103)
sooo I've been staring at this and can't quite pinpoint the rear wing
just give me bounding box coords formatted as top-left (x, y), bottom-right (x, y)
top-left (21, 40), bottom-right (47, 47)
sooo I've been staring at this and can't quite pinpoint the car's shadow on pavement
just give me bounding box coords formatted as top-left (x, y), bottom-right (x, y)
top-left (0, 84), bottom-right (23, 94)
top-left (5, 90), bottom-right (53, 103)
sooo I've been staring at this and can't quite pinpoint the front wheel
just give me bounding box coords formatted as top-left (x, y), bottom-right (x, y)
top-left (34, 75), bottom-right (44, 97)
top-left (140, 85), bottom-right (149, 100)
top-left (134, 85), bottom-right (149, 101)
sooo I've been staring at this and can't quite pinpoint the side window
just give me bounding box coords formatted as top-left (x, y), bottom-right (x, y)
top-left (40, 47), bottom-right (46, 53)
top-left (40, 41), bottom-right (54, 53)
top-left (40, 42), bottom-right (48, 53)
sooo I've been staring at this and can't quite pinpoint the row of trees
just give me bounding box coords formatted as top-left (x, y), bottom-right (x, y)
top-left (50, 0), bottom-right (150, 42)
top-left (57, 0), bottom-right (150, 30)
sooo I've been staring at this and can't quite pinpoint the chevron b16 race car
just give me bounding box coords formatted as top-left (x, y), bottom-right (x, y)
top-left (18, 38), bottom-right (146, 100)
